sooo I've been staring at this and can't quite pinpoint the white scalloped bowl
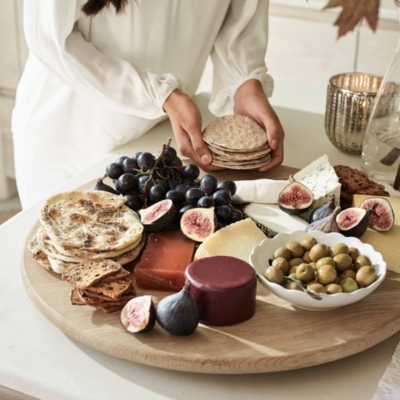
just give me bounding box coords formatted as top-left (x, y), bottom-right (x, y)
top-left (249, 230), bottom-right (386, 311)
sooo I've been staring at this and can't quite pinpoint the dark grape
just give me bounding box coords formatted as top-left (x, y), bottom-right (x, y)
top-left (148, 184), bottom-right (166, 203)
top-left (215, 222), bottom-right (225, 231)
top-left (175, 184), bottom-right (190, 197)
top-left (137, 152), bottom-right (155, 171)
top-left (165, 146), bottom-right (177, 160)
top-left (227, 203), bottom-right (235, 212)
top-left (124, 193), bottom-right (143, 211)
top-left (183, 164), bottom-right (200, 180)
top-left (132, 151), bottom-right (142, 162)
top-left (117, 173), bottom-right (137, 193)
top-left (171, 157), bottom-right (183, 167)
top-left (197, 196), bottom-right (215, 208)
top-left (200, 174), bottom-right (218, 195)
top-left (137, 175), bottom-right (154, 194)
top-left (215, 205), bottom-right (232, 222)
top-left (231, 209), bottom-right (243, 222)
top-left (122, 157), bottom-right (139, 173)
top-left (106, 162), bottom-right (124, 180)
top-left (185, 188), bottom-right (205, 206)
top-left (181, 178), bottom-right (198, 187)
top-left (167, 179), bottom-right (179, 190)
top-left (216, 180), bottom-right (237, 196)
top-left (154, 178), bottom-right (168, 191)
top-left (165, 190), bottom-right (183, 206)
top-left (212, 189), bottom-right (231, 206)
top-left (115, 156), bottom-right (128, 166)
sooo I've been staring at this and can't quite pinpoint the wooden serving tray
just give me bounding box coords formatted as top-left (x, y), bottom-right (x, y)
top-left (20, 166), bottom-right (400, 374)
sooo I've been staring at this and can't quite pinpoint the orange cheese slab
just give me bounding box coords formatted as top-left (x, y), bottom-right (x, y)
top-left (134, 230), bottom-right (196, 292)
top-left (352, 195), bottom-right (400, 273)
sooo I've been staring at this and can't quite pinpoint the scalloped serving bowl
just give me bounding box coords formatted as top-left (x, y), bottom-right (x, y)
top-left (249, 230), bottom-right (386, 311)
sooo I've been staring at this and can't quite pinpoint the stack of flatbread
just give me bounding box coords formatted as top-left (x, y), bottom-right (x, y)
top-left (202, 115), bottom-right (271, 169)
top-left (64, 259), bottom-right (136, 313)
top-left (27, 190), bottom-right (145, 312)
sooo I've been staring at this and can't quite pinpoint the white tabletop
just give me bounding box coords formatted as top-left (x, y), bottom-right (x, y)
top-left (1, 88), bottom-right (400, 400)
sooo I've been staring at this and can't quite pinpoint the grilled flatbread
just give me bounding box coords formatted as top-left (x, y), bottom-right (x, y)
top-left (39, 190), bottom-right (143, 251)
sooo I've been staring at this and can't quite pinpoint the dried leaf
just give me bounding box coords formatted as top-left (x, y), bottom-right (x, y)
top-left (323, 0), bottom-right (380, 38)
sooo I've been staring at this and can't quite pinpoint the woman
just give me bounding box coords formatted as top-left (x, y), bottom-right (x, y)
top-left (12, 0), bottom-right (284, 209)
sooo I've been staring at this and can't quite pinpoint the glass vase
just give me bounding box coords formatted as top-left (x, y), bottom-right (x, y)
top-left (361, 0), bottom-right (400, 190)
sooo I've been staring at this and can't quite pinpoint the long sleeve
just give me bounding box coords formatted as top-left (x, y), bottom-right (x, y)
top-left (23, 1), bottom-right (181, 119)
top-left (208, 0), bottom-right (274, 116)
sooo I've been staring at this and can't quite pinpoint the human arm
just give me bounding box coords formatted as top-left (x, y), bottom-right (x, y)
top-left (23, 1), bottom-right (179, 119)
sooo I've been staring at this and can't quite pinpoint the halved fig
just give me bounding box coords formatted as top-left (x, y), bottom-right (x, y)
top-left (120, 295), bottom-right (156, 333)
top-left (360, 197), bottom-right (395, 231)
top-left (336, 207), bottom-right (372, 238)
top-left (139, 199), bottom-right (176, 232)
top-left (180, 207), bottom-right (215, 242)
top-left (278, 177), bottom-right (313, 215)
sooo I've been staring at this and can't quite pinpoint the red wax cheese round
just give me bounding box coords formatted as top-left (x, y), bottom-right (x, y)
top-left (185, 256), bottom-right (257, 326)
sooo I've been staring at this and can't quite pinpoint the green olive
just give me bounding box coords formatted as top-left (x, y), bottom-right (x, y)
top-left (316, 264), bottom-right (337, 285)
top-left (286, 281), bottom-right (302, 291)
top-left (349, 247), bottom-right (361, 262)
top-left (264, 265), bottom-right (284, 284)
top-left (340, 277), bottom-right (359, 293)
top-left (271, 257), bottom-right (290, 275)
top-left (316, 257), bottom-right (335, 270)
top-left (326, 283), bottom-right (343, 294)
top-left (355, 255), bottom-right (372, 271)
top-left (329, 243), bottom-right (349, 257)
top-left (355, 265), bottom-right (377, 287)
top-left (300, 236), bottom-right (318, 251)
top-left (289, 257), bottom-right (304, 267)
top-left (296, 263), bottom-right (315, 283)
top-left (333, 253), bottom-right (353, 271)
top-left (285, 241), bottom-right (304, 258)
top-left (307, 283), bottom-right (327, 294)
top-left (340, 269), bottom-right (356, 280)
top-left (274, 246), bottom-right (291, 261)
top-left (302, 251), bottom-right (312, 263)
top-left (309, 243), bottom-right (329, 262)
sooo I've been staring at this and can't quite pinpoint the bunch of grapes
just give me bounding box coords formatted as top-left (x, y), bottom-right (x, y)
top-left (100, 138), bottom-right (243, 229)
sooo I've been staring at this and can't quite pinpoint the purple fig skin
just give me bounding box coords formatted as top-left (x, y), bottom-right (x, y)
top-left (360, 197), bottom-right (395, 231)
top-left (305, 206), bottom-right (341, 233)
top-left (309, 196), bottom-right (336, 223)
top-left (336, 207), bottom-right (372, 238)
top-left (139, 199), bottom-right (176, 233)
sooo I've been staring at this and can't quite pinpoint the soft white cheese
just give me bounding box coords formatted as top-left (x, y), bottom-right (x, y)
top-left (232, 179), bottom-right (289, 204)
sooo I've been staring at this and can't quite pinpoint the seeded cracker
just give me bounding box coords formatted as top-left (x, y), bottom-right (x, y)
top-left (62, 259), bottom-right (122, 289)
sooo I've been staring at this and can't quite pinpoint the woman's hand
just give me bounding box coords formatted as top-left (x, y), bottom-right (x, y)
top-left (234, 79), bottom-right (284, 172)
top-left (163, 90), bottom-right (223, 172)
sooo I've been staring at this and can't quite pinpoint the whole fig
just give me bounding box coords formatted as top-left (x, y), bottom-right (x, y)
top-left (309, 195), bottom-right (336, 223)
top-left (305, 206), bottom-right (341, 233)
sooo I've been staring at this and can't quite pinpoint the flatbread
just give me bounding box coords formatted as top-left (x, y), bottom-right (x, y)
top-left (202, 115), bottom-right (267, 151)
top-left (39, 190), bottom-right (143, 251)
top-left (27, 234), bottom-right (53, 271)
top-left (208, 144), bottom-right (271, 160)
top-left (211, 157), bottom-right (271, 170)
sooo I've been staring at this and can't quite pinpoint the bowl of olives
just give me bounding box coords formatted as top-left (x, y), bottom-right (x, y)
top-left (249, 230), bottom-right (386, 311)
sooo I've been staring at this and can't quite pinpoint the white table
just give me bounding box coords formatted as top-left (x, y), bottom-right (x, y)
top-left (1, 90), bottom-right (399, 400)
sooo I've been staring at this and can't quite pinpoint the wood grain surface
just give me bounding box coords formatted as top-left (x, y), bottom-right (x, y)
top-left (20, 166), bottom-right (400, 374)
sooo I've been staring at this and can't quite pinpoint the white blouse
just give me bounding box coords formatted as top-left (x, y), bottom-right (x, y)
top-left (12, 0), bottom-right (273, 208)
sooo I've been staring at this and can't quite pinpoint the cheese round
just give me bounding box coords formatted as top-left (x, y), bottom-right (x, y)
top-left (185, 256), bottom-right (257, 326)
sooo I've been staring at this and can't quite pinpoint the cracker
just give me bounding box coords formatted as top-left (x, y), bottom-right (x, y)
top-left (203, 115), bottom-right (267, 151)
top-left (209, 145), bottom-right (271, 160)
top-left (61, 259), bottom-right (121, 289)
top-left (70, 287), bottom-right (87, 305)
top-left (211, 157), bottom-right (271, 170)
top-left (85, 278), bottom-right (133, 299)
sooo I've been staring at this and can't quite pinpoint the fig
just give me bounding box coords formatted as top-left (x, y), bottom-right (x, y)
top-left (305, 206), bottom-right (341, 233)
top-left (120, 295), bottom-right (156, 333)
top-left (180, 207), bottom-right (215, 242)
top-left (359, 197), bottom-right (395, 231)
top-left (92, 174), bottom-right (120, 195)
top-left (155, 280), bottom-right (200, 336)
top-left (139, 199), bottom-right (176, 233)
top-left (309, 195), bottom-right (336, 223)
top-left (336, 207), bottom-right (373, 238)
top-left (277, 177), bottom-right (313, 215)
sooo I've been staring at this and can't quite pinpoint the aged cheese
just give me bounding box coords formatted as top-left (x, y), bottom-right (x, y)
top-left (352, 195), bottom-right (400, 273)
top-left (194, 218), bottom-right (266, 262)
top-left (185, 256), bottom-right (257, 326)
top-left (293, 154), bottom-right (341, 221)
top-left (232, 179), bottom-right (289, 204)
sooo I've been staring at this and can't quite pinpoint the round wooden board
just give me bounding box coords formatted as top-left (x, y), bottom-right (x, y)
top-left (20, 168), bottom-right (400, 374)
top-left (22, 221), bottom-right (400, 374)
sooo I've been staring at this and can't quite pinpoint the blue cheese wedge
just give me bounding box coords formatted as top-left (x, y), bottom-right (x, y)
top-left (293, 154), bottom-right (341, 221)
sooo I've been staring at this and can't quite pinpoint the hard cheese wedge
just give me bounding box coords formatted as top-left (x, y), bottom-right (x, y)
top-left (352, 195), bottom-right (400, 273)
top-left (194, 218), bottom-right (266, 262)
top-left (134, 230), bottom-right (196, 292)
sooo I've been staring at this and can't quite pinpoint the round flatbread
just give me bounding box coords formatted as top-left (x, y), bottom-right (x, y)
top-left (39, 190), bottom-right (143, 251)
top-left (208, 144), bottom-right (271, 160)
top-left (202, 115), bottom-right (267, 151)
